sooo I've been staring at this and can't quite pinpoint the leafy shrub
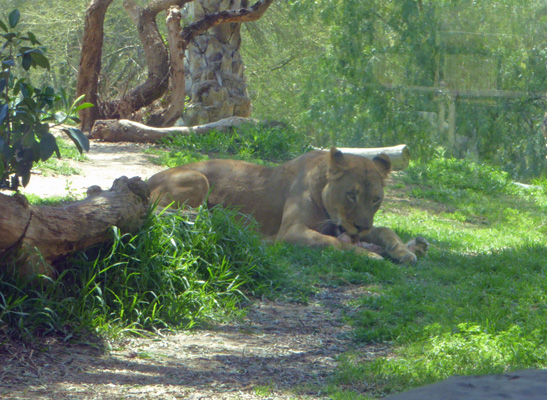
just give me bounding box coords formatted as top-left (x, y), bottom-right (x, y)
top-left (0, 9), bottom-right (90, 190)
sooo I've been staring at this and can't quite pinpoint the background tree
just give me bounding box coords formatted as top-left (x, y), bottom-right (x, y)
top-left (76, 0), bottom-right (114, 133)
top-left (77, 0), bottom-right (181, 131)
top-left (75, 0), bottom-right (271, 132)
top-left (183, 0), bottom-right (252, 126)
top-left (244, 0), bottom-right (547, 178)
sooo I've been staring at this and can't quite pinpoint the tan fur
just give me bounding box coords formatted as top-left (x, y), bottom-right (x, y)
top-left (147, 147), bottom-right (419, 264)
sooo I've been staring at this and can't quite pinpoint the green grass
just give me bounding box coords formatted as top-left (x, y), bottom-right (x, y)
top-left (150, 123), bottom-right (313, 167)
top-left (323, 155), bottom-right (547, 398)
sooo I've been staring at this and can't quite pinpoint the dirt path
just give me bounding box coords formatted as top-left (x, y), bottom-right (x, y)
top-left (1, 140), bottom-right (383, 399)
top-left (1, 287), bottom-right (385, 400)
top-left (18, 141), bottom-right (166, 199)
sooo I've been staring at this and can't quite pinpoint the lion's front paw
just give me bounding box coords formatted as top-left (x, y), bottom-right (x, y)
top-left (353, 246), bottom-right (385, 261)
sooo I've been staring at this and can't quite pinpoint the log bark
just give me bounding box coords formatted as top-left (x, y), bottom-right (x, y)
top-left (316, 144), bottom-right (411, 171)
top-left (0, 177), bottom-right (150, 277)
top-left (91, 116), bottom-right (257, 142)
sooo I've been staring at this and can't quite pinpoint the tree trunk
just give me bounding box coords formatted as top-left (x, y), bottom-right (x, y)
top-left (91, 116), bottom-right (257, 142)
top-left (0, 177), bottom-right (150, 277)
top-left (76, 0), bottom-right (115, 133)
top-left (146, 5), bottom-right (186, 127)
top-left (183, 0), bottom-right (251, 126)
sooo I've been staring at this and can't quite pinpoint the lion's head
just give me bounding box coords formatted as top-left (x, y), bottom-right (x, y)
top-left (321, 147), bottom-right (391, 241)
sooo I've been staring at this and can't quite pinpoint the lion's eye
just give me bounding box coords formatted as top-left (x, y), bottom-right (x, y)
top-left (372, 196), bottom-right (382, 205)
top-left (347, 192), bottom-right (356, 202)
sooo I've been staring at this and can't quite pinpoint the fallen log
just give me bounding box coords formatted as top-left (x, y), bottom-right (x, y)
top-left (91, 117), bottom-right (257, 143)
top-left (0, 176), bottom-right (149, 277)
top-left (316, 144), bottom-right (411, 170)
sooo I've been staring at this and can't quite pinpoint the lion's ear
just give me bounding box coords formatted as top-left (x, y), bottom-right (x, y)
top-left (373, 153), bottom-right (391, 178)
top-left (328, 147), bottom-right (346, 178)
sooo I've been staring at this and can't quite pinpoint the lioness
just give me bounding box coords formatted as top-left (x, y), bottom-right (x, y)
top-left (147, 147), bottom-right (424, 264)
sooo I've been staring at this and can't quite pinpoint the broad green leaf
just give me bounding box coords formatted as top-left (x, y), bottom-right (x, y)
top-left (30, 50), bottom-right (50, 70)
top-left (1, 138), bottom-right (13, 160)
top-left (15, 147), bottom-right (33, 187)
top-left (39, 132), bottom-right (60, 161)
top-left (31, 140), bottom-right (40, 162)
top-left (54, 111), bottom-right (67, 124)
top-left (22, 131), bottom-right (36, 148)
top-left (21, 53), bottom-right (32, 71)
top-left (2, 59), bottom-right (15, 67)
top-left (1, 32), bottom-right (16, 41)
top-left (74, 102), bottom-right (95, 111)
top-left (26, 31), bottom-right (41, 45)
top-left (0, 19), bottom-right (8, 32)
top-left (8, 10), bottom-right (20, 29)
top-left (21, 171), bottom-right (30, 187)
top-left (0, 78), bottom-right (6, 92)
top-left (63, 127), bottom-right (90, 153)
top-left (0, 104), bottom-right (7, 125)
top-left (72, 94), bottom-right (86, 105)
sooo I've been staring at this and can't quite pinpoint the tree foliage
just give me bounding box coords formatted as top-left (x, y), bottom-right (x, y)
top-left (0, 9), bottom-right (89, 190)
top-left (245, 0), bottom-right (547, 179)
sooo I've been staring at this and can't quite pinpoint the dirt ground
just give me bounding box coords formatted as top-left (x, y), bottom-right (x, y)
top-left (1, 140), bottom-right (386, 400)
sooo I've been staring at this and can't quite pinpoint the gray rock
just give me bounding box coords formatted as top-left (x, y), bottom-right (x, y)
top-left (385, 369), bottom-right (547, 400)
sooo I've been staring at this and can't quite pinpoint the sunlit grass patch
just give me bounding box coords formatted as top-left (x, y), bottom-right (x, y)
top-left (344, 323), bottom-right (547, 394)
top-left (328, 155), bottom-right (547, 398)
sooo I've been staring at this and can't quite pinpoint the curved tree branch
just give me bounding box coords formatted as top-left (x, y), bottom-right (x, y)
top-left (99, 0), bottom-right (190, 121)
top-left (181, 0), bottom-right (274, 46)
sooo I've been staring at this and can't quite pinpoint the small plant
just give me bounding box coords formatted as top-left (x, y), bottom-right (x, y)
top-left (0, 9), bottom-right (91, 190)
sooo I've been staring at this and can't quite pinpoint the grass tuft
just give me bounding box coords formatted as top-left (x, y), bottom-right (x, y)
top-left (0, 206), bottom-right (272, 341)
